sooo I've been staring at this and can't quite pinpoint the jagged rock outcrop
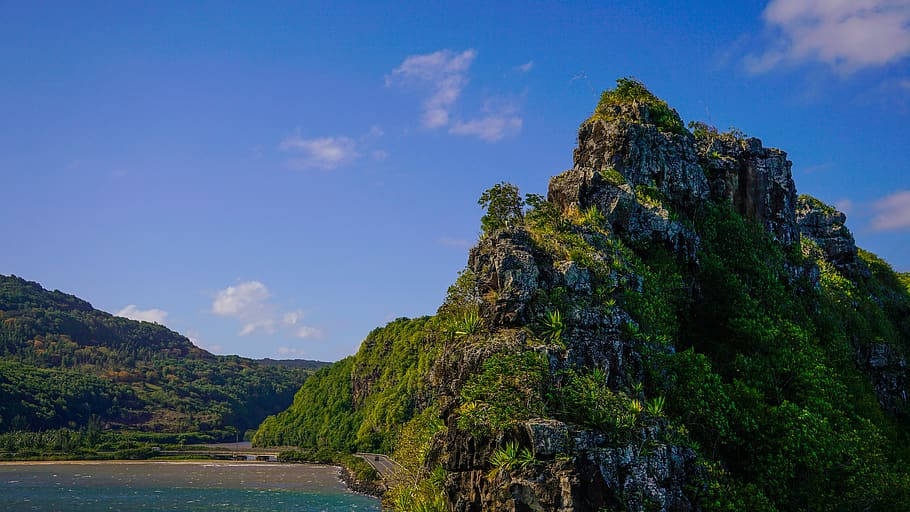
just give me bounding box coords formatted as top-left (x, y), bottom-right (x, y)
top-left (796, 195), bottom-right (870, 279)
top-left (856, 342), bottom-right (909, 415)
top-left (468, 229), bottom-right (543, 327)
top-left (549, 166), bottom-right (701, 261)
top-left (572, 105), bottom-right (710, 211)
top-left (695, 133), bottom-right (799, 245)
top-left (549, 104), bottom-right (708, 261)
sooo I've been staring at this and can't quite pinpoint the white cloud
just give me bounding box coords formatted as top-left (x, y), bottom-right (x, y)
top-left (116, 305), bottom-right (168, 325)
top-left (835, 198), bottom-right (854, 215)
top-left (870, 189), bottom-right (910, 231)
top-left (282, 310), bottom-right (303, 325)
top-left (515, 60), bottom-right (535, 72)
top-left (747, 0), bottom-right (910, 73)
top-left (239, 319), bottom-right (275, 336)
top-left (212, 281), bottom-right (269, 316)
top-left (450, 115), bottom-right (523, 142)
top-left (280, 135), bottom-right (358, 170)
top-left (212, 281), bottom-right (324, 339)
top-left (212, 281), bottom-right (276, 336)
top-left (386, 49), bottom-right (477, 128)
top-left (294, 326), bottom-right (322, 339)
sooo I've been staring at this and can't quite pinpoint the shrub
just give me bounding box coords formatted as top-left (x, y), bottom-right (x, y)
top-left (591, 77), bottom-right (686, 135)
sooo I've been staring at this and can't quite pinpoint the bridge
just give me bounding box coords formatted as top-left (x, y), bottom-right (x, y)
top-left (154, 443), bottom-right (298, 461)
top-left (354, 452), bottom-right (411, 486)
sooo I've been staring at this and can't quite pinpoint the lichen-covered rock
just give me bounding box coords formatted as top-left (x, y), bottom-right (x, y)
top-left (856, 342), bottom-right (909, 414)
top-left (696, 133), bottom-right (799, 245)
top-left (525, 418), bottom-right (569, 457)
top-left (469, 229), bottom-right (543, 326)
top-left (573, 106), bottom-right (709, 212)
top-left (440, 420), bottom-right (699, 512)
top-left (796, 195), bottom-right (870, 279)
top-left (548, 166), bottom-right (700, 261)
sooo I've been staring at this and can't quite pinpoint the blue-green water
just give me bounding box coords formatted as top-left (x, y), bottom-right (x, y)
top-left (0, 462), bottom-right (380, 511)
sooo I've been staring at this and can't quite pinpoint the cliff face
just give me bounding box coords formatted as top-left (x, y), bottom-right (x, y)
top-left (255, 80), bottom-right (910, 512)
top-left (420, 94), bottom-right (910, 510)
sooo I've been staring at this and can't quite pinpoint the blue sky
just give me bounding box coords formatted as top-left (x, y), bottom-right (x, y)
top-left (2, 1), bottom-right (908, 361)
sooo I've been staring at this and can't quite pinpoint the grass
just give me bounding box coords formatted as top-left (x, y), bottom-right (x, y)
top-left (590, 77), bottom-right (686, 135)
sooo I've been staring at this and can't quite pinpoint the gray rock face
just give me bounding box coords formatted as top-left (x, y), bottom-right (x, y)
top-left (696, 134), bottom-right (799, 245)
top-left (573, 107), bottom-right (709, 212)
top-left (796, 196), bottom-right (870, 278)
top-left (440, 417), bottom-right (698, 512)
top-left (856, 343), bottom-right (909, 414)
top-left (468, 229), bottom-right (542, 326)
top-left (549, 167), bottom-right (701, 261)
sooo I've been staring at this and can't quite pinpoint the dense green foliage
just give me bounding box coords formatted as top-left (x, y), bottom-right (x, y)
top-left (254, 357), bottom-right (362, 450)
top-left (254, 88), bottom-right (910, 510)
top-left (477, 181), bottom-right (524, 234)
top-left (0, 425), bottom-right (242, 460)
top-left (660, 205), bottom-right (910, 509)
top-left (0, 274), bottom-right (320, 436)
top-left (254, 316), bottom-right (445, 453)
top-left (591, 77), bottom-right (686, 135)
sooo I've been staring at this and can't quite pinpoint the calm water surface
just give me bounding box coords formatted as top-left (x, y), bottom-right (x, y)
top-left (0, 461), bottom-right (380, 511)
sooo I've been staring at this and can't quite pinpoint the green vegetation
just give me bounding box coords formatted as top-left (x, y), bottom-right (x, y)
top-left (591, 77), bottom-right (686, 135)
top-left (457, 351), bottom-right (549, 434)
top-left (478, 181), bottom-right (524, 234)
top-left (254, 316), bottom-right (444, 453)
top-left (488, 441), bottom-right (537, 479)
top-left (600, 167), bottom-right (627, 186)
top-left (0, 426), bottom-right (243, 461)
top-left (0, 274), bottom-right (319, 446)
top-left (798, 193), bottom-right (838, 215)
top-left (253, 113), bottom-right (910, 509)
top-left (538, 309), bottom-right (564, 343)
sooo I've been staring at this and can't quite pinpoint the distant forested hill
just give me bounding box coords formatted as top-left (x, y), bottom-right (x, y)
top-left (0, 274), bottom-right (324, 436)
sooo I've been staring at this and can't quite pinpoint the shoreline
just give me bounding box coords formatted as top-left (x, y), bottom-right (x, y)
top-left (0, 459), bottom-right (297, 465)
top-left (0, 458), bottom-right (385, 499)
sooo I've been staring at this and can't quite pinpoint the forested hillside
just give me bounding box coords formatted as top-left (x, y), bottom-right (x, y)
top-left (254, 79), bottom-right (910, 511)
top-left (0, 274), bottom-right (324, 436)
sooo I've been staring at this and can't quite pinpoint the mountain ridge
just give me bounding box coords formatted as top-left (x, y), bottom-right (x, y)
top-left (0, 273), bottom-right (324, 435)
top-left (254, 78), bottom-right (910, 511)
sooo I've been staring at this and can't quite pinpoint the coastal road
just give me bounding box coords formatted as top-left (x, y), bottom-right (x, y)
top-left (354, 453), bottom-right (410, 485)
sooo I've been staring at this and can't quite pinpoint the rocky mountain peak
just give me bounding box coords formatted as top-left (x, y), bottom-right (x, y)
top-left (693, 126), bottom-right (799, 246)
top-left (796, 194), bottom-right (869, 279)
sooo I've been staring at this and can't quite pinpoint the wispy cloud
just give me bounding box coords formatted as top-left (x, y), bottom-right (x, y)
top-left (116, 304), bottom-right (168, 325)
top-left (294, 326), bottom-right (322, 339)
top-left (279, 135), bottom-right (358, 170)
top-left (449, 97), bottom-right (523, 142)
top-left (515, 60), bottom-right (535, 73)
top-left (835, 198), bottom-right (855, 215)
top-left (870, 189), bottom-right (910, 231)
top-left (279, 126), bottom-right (386, 170)
top-left (450, 116), bottom-right (522, 142)
top-left (283, 310), bottom-right (322, 339)
top-left (212, 281), bottom-right (324, 338)
top-left (386, 49), bottom-right (477, 129)
top-left (746, 0), bottom-right (910, 74)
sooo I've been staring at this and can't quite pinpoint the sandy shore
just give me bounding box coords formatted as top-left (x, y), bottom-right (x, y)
top-left (0, 459), bottom-right (329, 466)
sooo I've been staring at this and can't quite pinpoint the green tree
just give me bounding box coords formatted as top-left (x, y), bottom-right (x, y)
top-left (478, 182), bottom-right (524, 234)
